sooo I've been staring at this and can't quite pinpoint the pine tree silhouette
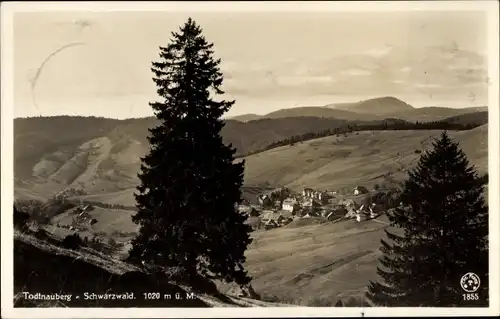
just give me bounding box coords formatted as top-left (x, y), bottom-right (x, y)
top-left (366, 131), bottom-right (489, 306)
top-left (128, 18), bottom-right (252, 285)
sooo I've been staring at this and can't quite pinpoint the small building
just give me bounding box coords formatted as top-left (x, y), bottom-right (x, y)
top-left (302, 188), bottom-right (315, 198)
top-left (282, 198), bottom-right (299, 213)
top-left (260, 210), bottom-right (277, 223)
top-left (301, 198), bottom-right (319, 209)
top-left (339, 198), bottom-right (356, 208)
top-left (302, 211), bottom-right (319, 219)
top-left (356, 212), bottom-right (369, 222)
top-left (316, 191), bottom-right (330, 203)
top-left (258, 194), bottom-right (272, 207)
top-left (278, 209), bottom-right (294, 219)
top-left (275, 214), bottom-right (287, 225)
top-left (344, 207), bottom-right (358, 219)
top-left (353, 186), bottom-right (369, 195)
top-left (369, 203), bottom-right (381, 219)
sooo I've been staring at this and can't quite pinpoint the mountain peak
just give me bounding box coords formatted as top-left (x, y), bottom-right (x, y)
top-left (331, 96), bottom-right (414, 115)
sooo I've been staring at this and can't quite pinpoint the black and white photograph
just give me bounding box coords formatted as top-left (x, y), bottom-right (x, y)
top-left (1, 1), bottom-right (499, 317)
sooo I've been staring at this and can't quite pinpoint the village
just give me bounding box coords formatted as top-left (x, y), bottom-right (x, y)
top-left (240, 186), bottom-right (399, 231)
top-left (49, 185), bottom-right (400, 236)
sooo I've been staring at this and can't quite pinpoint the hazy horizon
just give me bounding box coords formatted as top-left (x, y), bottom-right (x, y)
top-left (13, 10), bottom-right (489, 119)
top-left (12, 95), bottom-right (488, 120)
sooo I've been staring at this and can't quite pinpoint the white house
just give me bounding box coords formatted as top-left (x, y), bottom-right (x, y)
top-left (258, 194), bottom-right (272, 207)
top-left (282, 198), bottom-right (299, 212)
top-left (353, 186), bottom-right (369, 195)
top-left (302, 188), bottom-right (314, 198)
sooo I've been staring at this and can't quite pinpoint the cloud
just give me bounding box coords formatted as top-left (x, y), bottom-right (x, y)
top-left (415, 83), bottom-right (442, 89)
top-left (339, 68), bottom-right (372, 76)
top-left (365, 45), bottom-right (393, 58)
top-left (213, 44), bottom-right (488, 104)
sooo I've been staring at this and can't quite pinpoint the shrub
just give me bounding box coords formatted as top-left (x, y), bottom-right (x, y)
top-left (61, 233), bottom-right (83, 250)
top-left (88, 237), bottom-right (104, 251)
top-left (14, 205), bottom-right (30, 231)
top-left (34, 228), bottom-right (50, 240)
top-left (107, 237), bottom-right (117, 247)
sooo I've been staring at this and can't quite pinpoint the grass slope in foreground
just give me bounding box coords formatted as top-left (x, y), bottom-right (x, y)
top-left (13, 231), bottom-right (291, 308)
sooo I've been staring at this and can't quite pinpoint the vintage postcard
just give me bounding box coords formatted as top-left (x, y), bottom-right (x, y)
top-left (1, 1), bottom-right (499, 318)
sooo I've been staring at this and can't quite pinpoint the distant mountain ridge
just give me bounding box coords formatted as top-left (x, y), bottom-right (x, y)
top-left (327, 96), bottom-right (414, 114)
top-left (230, 96), bottom-right (487, 122)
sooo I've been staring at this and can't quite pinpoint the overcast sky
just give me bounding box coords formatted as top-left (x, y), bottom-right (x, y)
top-left (13, 9), bottom-right (489, 119)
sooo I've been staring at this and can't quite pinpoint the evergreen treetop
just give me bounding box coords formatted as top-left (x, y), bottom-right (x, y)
top-left (128, 18), bottom-right (252, 286)
top-left (366, 131), bottom-right (489, 306)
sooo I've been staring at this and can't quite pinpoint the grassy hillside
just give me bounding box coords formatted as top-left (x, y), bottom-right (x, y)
top-left (14, 231), bottom-right (207, 307)
top-left (13, 116), bottom-right (363, 184)
top-left (14, 108), bottom-right (487, 203)
top-left (13, 231), bottom-right (292, 308)
top-left (15, 124), bottom-right (487, 206)
top-left (242, 125), bottom-right (488, 192)
top-left (18, 208), bottom-right (392, 307)
top-left (227, 216), bottom-right (392, 306)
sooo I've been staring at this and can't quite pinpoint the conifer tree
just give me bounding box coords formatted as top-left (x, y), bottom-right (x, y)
top-left (128, 18), bottom-right (252, 285)
top-left (366, 131), bottom-right (489, 306)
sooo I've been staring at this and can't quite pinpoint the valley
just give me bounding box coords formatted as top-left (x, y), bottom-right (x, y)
top-left (12, 97), bottom-right (489, 307)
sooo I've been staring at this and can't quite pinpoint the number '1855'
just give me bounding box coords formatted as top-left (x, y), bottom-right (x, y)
top-left (463, 293), bottom-right (479, 301)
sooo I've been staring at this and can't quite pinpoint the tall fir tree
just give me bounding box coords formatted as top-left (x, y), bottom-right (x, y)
top-left (366, 131), bottom-right (489, 306)
top-left (128, 18), bottom-right (252, 285)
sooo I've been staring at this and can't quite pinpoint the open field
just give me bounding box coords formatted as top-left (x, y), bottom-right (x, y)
top-left (51, 206), bottom-right (138, 236)
top-left (243, 126), bottom-right (488, 192)
top-left (218, 216), bottom-right (392, 306)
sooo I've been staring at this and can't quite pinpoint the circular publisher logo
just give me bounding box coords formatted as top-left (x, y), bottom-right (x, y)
top-left (460, 272), bottom-right (481, 293)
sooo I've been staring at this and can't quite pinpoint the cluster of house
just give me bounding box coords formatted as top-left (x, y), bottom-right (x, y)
top-left (242, 185), bottom-right (377, 231)
top-left (69, 204), bottom-right (98, 229)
